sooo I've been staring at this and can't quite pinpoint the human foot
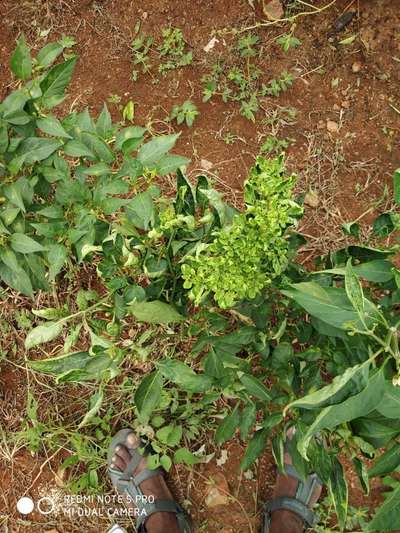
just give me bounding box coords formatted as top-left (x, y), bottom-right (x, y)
top-left (108, 429), bottom-right (191, 533)
top-left (264, 430), bottom-right (323, 533)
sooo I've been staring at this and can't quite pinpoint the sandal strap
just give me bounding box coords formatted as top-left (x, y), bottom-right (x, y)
top-left (264, 496), bottom-right (317, 528)
top-left (133, 467), bottom-right (163, 486)
top-left (137, 500), bottom-right (191, 531)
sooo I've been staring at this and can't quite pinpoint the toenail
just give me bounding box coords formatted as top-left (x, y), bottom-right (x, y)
top-left (112, 455), bottom-right (117, 462)
top-left (115, 445), bottom-right (121, 452)
top-left (126, 433), bottom-right (139, 447)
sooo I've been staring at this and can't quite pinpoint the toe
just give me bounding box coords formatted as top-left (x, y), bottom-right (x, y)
top-left (110, 454), bottom-right (126, 472)
top-left (115, 444), bottom-right (132, 465)
top-left (126, 432), bottom-right (141, 449)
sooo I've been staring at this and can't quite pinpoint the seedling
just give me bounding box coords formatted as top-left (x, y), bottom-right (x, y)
top-left (169, 100), bottom-right (199, 127)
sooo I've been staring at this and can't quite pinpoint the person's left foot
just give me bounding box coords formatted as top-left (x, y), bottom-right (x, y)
top-left (110, 432), bottom-right (179, 533)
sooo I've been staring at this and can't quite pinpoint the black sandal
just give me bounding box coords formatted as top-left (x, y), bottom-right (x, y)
top-left (108, 429), bottom-right (193, 532)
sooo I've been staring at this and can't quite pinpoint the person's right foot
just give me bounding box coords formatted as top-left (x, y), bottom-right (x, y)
top-left (268, 430), bottom-right (322, 533)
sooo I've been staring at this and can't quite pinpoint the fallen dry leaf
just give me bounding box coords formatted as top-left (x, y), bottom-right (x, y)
top-left (263, 0), bottom-right (284, 20)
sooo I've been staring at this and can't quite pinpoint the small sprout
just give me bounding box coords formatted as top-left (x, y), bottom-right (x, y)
top-left (169, 100), bottom-right (199, 127)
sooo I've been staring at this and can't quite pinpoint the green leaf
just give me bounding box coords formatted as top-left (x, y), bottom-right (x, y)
top-left (37, 116), bottom-right (72, 138)
top-left (175, 169), bottom-right (195, 215)
top-left (17, 137), bottom-right (62, 164)
top-left (240, 428), bottom-right (269, 470)
top-left (25, 322), bottom-right (63, 349)
top-left (36, 42), bottom-right (64, 68)
top-left (352, 412), bottom-right (400, 448)
top-left (281, 282), bottom-right (378, 330)
top-left (157, 154), bottom-right (190, 176)
top-left (173, 448), bottom-right (198, 465)
top-left (239, 402), bottom-right (257, 441)
top-left (328, 457), bottom-right (348, 532)
top-left (78, 389), bottom-right (104, 428)
top-left (158, 359), bottom-right (213, 393)
top-left (366, 484), bottom-right (400, 532)
top-left (342, 221), bottom-right (360, 238)
top-left (134, 371), bottom-right (163, 418)
top-left (285, 360), bottom-right (370, 413)
top-left (353, 457), bottom-right (369, 494)
top-left (28, 351), bottom-right (90, 374)
top-left (40, 56), bottom-right (77, 103)
top-left (0, 247), bottom-right (19, 272)
top-left (0, 120), bottom-right (9, 153)
top-left (156, 425), bottom-right (182, 446)
top-left (96, 104), bottom-right (113, 139)
top-left (345, 259), bottom-right (365, 317)
top-left (394, 168), bottom-right (400, 206)
top-left (10, 233), bottom-right (45, 254)
top-left (47, 244), bottom-right (67, 281)
top-left (128, 300), bottom-right (183, 324)
top-left (10, 34), bottom-right (32, 80)
top-left (376, 381), bottom-right (400, 418)
top-left (160, 455), bottom-right (172, 471)
top-left (125, 189), bottom-right (156, 230)
top-left (137, 133), bottom-right (179, 167)
top-left (239, 373), bottom-right (271, 401)
top-left (115, 126), bottom-right (146, 150)
top-left (297, 369), bottom-right (385, 459)
top-left (368, 443), bottom-right (400, 478)
top-left (63, 139), bottom-right (95, 158)
top-left (315, 260), bottom-right (395, 283)
top-left (0, 262), bottom-right (33, 297)
top-left (215, 403), bottom-right (240, 445)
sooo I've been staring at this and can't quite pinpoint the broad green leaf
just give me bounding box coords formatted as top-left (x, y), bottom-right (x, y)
top-left (96, 104), bottom-right (113, 139)
top-left (328, 457), bottom-right (348, 532)
top-left (203, 349), bottom-right (225, 378)
top-left (215, 403), bottom-right (240, 445)
top-left (352, 412), bottom-right (400, 448)
top-left (25, 254), bottom-right (49, 291)
top-left (366, 484), bottom-right (400, 532)
top-left (128, 300), bottom-right (183, 324)
top-left (80, 131), bottom-right (115, 163)
top-left (157, 154), bottom-right (190, 176)
top-left (25, 322), bottom-right (63, 349)
top-left (47, 244), bottom-right (67, 281)
top-left (0, 248), bottom-right (19, 272)
top-left (345, 259), bottom-right (364, 316)
top-left (2, 91), bottom-right (29, 118)
top-left (10, 233), bottom-right (45, 254)
top-left (4, 183), bottom-right (25, 212)
top-left (160, 455), bottom-right (172, 472)
top-left (240, 428), bottom-right (269, 470)
top-left (40, 56), bottom-right (77, 102)
top-left (17, 137), bottom-right (62, 164)
top-left (64, 139), bottom-right (95, 158)
top-left (137, 133), bottom-right (179, 167)
top-left (81, 162), bottom-right (111, 176)
top-left (156, 425), bottom-right (182, 446)
top-left (175, 169), bottom-right (195, 215)
top-left (134, 371), bottom-right (163, 418)
top-left (394, 169), bottom-right (400, 206)
top-left (314, 260), bottom-right (394, 283)
top-left (376, 381), bottom-right (400, 418)
top-left (115, 126), bottom-right (146, 150)
top-left (285, 360), bottom-right (370, 413)
top-left (282, 283), bottom-right (378, 330)
top-left (0, 262), bottom-right (33, 297)
top-left (37, 116), bottom-right (72, 138)
top-left (158, 359), bottom-right (213, 393)
top-left (239, 402), bottom-right (257, 441)
top-left (239, 373), bottom-right (271, 401)
top-left (36, 42), bottom-right (64, 68)
top-left (28, 351), bottom-right (90, 374)
top-left (353, 457), bottom-right (369, 494)
top-left (78, 389), bottom-right (104, 428)
top-left (173, 448), bottom-right (198, 465)
top-left (199, 188), bottom-right (228, 226)
top-left (10, 34), bottom-right (32, 80)
top-left (125, 189), bottom-right (156, 230)
top-left (297, 369), bottom-right (385, 458)
top-left (0, 120), bottom-right (9, 153)
top-left (368, 443), bottom-right (400, 478)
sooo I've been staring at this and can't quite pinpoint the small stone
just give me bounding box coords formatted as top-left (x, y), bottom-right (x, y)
top-left (263, 0), bottom-right (284, 20)
top-left (205, 473), bottom-right (230, 507)
top-left (200, 158), bottom-right (214, 171)
top-left (326, 120), bottom-right (339, 133)
top-left (352, 61), bottom-right (362, 73)
top-left (304, 191), bottom-right (320, 208)
top-left (333, 103), bottom-right (340, 111)
top-left (204, 37), bottom-right (219, 53)
top-left (341, 100), bottom-right (350, 109)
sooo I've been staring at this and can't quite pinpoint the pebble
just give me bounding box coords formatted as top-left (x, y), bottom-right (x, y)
top-left (326, 120), bottom-right (339, 133)
top-left (201, 158), bottom-right (214, 171)
top-left (263, 0), bottom-right (284, 20)
top-left (205, 473), bottom-right (230, 507)
top-left (352, 61), bottom-right (362, 73)
top-left (304, 191), bottom-right (320, 208)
